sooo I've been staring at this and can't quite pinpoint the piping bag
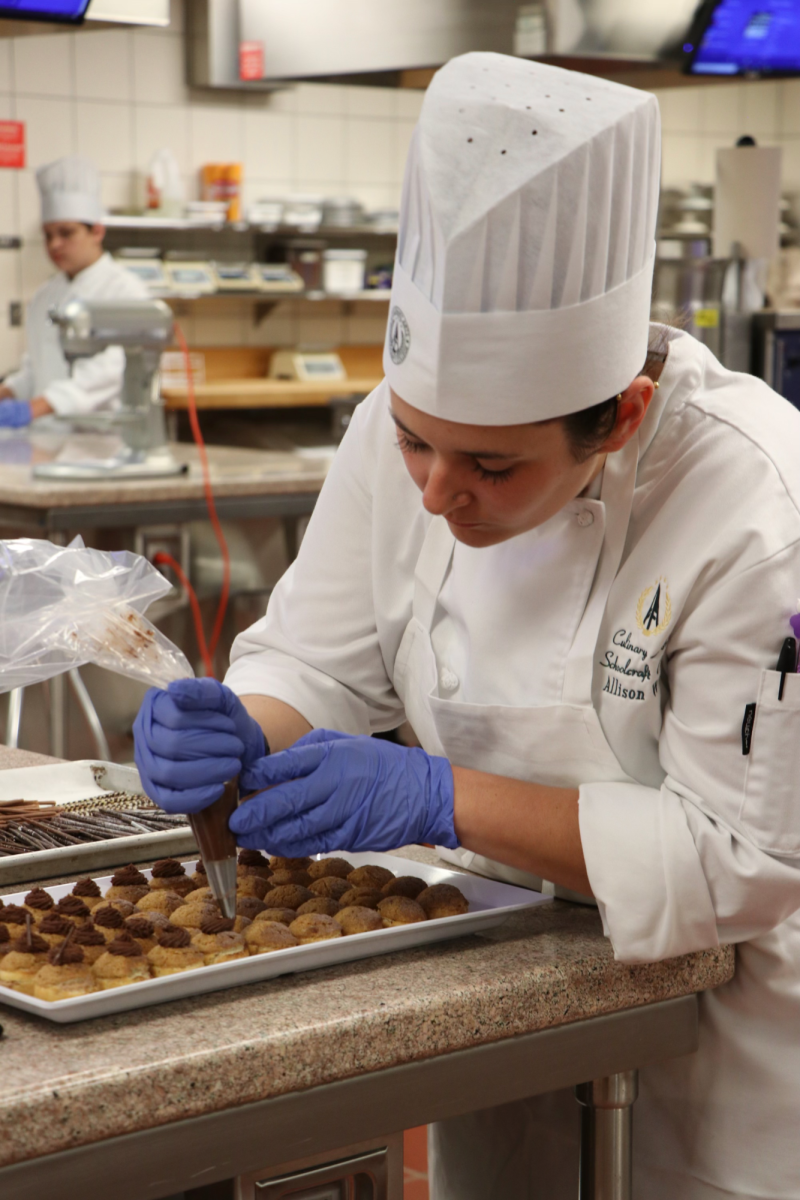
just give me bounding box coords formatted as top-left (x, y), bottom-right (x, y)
top-left (0, 536), bottom-right (240, 918)
top-left (187, 779), bottom-right (239, 919)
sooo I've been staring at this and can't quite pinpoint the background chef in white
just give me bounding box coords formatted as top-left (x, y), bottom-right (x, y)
top-left (134, 54), bottom-right (800, 1200)
top-left (0, 155), bottom-right (147, 428)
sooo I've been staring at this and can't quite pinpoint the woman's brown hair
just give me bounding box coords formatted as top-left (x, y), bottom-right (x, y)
top-left (560, 327), bottom-right (671, 462)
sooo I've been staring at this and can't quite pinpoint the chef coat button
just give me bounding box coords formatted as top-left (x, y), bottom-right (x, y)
top-left (440, 667), bottom-right (460, 692)
top-left (576, 510), bottom-right (594, 527)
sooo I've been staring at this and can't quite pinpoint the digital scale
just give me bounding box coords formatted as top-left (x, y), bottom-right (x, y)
top-left (164, 261), bottom-right (217, 295)
top-left (212, 262), bottom-right (260, 291)
top-left (116, 257), bottom-right (169, 294)
top-left (258, 264), bottom-right (304, 293)
top-left (268, 349), bottom-right (346, 382)
top-left (118, 258), bottom-right (305, 297)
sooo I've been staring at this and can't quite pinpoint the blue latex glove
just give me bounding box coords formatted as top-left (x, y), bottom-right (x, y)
top-left (133, 677), bottom-right (267, 813)
top-left (0, 399), bottom-right (32, 428)
top-left (232, 729), bottom-right (457, 857)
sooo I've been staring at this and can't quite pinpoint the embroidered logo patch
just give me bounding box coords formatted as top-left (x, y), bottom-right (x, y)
top-left (388, 306), bottom-right (410, 365)
top-left (635, 577), bottom-right (672, 638)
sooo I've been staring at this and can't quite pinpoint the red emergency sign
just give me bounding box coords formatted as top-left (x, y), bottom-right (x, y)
top-left (0, 122), bottom-right (25, 170)
top-left (239, 41), bottom-right (264, 82)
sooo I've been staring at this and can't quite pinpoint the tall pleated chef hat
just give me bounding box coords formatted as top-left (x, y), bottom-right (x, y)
top-left (383, 53), bottom-right (661, 424)
top-left (36, 156), bottom-right (104, 225)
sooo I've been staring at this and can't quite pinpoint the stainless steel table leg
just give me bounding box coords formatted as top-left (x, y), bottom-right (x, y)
top-left (46, 530), bottom-right (68, 759)
top-left (49, 673), bottom-right (67, 759)
top-left (575, 1070), bottom-right (638, 1200)
top-left (5, 688), bottom-right (23, 748)
top-left (69, 669), bottom-right (111, 761)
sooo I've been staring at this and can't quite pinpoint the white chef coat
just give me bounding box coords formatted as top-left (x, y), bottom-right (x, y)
top-left (4, 252), bottom-right (148, 417)
top-left (227, 326), bottom-right (800, 1198)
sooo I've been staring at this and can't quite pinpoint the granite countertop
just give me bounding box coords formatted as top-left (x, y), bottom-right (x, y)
top-left (0, 746), bottom-right (60, 771)
top-left (0, 750), bottom-right (734, 1169)
top-left (0, 442), bottom-right (327, 510)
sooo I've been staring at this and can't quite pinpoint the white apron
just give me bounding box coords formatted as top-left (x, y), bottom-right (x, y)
top-left (392, 438), bottom-right (640, 1199)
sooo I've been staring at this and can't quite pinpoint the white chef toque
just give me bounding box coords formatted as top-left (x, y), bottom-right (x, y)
top-left (36, 156), bottom-right (104, 225)
top-left (384, 53), bottom-right (661, 424)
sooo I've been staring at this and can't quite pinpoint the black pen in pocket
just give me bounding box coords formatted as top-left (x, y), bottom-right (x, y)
top-left (777, 636), bottom-right (797, 701)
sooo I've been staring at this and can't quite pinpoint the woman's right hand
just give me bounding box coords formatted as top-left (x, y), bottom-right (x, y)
top-left (133, 678), bottom-right (267, 813)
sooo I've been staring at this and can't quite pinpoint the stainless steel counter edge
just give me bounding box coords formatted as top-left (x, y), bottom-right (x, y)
top-left (0, 994), bottom-right (698, 1200)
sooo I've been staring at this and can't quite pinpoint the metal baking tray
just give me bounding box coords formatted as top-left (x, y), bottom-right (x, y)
top-left (0, 852), bottom-right (551, 1024)
top-left (0, 761), bottom-right (195, 887)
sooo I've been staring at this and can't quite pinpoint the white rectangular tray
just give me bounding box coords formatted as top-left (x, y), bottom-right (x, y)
top-left (0, 761), bottom-right (195, 886)
top-left (0, 852), bottom-right (551, 1024)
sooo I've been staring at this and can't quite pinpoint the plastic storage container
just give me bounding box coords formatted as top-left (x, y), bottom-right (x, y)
top-left (323, 248), bottom-right (367, 295)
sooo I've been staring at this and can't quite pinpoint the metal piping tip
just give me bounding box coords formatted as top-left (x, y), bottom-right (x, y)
top-left (203, 857), bottom-right (237, 920)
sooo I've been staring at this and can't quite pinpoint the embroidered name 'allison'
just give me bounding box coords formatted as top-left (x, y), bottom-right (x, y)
top-left (603, 677), bottom-right (645, 701)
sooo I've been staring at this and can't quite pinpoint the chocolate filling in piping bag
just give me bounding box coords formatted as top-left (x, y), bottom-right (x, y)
top-left (187, 780), bottom-right (239, 919)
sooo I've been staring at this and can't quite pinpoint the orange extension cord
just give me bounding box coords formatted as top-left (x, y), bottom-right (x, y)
top-left (158, 323), bottom-right (232, 679)
top-left (153, 550), bottom-right (214, 680)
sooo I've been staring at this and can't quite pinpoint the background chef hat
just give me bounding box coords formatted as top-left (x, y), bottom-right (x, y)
top-left (36, 156), bottom-right (104, 225)
top-left (384, 53), bottom-right (661, 424)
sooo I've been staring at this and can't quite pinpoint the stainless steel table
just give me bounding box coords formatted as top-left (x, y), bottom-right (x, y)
top-left (0, 442), bottom-right (326, 757)
top-left (0, 995), bottom-right (695, 1200)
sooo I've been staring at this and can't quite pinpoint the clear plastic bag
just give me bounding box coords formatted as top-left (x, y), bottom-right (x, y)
top-left (0, 537), bottom-right (193, 692)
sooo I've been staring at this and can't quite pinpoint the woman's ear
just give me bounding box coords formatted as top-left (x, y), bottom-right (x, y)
top-left (600, 376), bottom-right (655, 453)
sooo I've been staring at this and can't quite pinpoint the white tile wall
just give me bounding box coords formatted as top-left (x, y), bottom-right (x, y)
top-left (13, 33), bottom-right (72, 99)
top-left (74, 29), bottom-right (133, 103)
top-left (0, 243), bottom-right (22, 371)
top-left (656, 86), bottom-right (701, 135)
top-left (76, 100), bottom-right (133, 173)
top-left (0, 170), bottom-right (16, 236)
top-left (20, 240), bottom-right (52, 302)
top-left (653, 79), bottom-right (800, 193)
top-left (702, 84), bottom-right (744, 136)
top-left (243, 107), bottom-right (294, 182)
top-left (396, 90), bottom-right (424, 120)
top-left (346, 86), bottom-right (396, 120)
top-left (0, 243), bottom-right (20, 302)
top-left (131, 29), bottom-right (187, 106)
top-left (0, 40), bottom-right (13, 93)
top-left (241, 176), bottom-right (293, 210)
top-left (395, 120), bottom-right (417, 184)
top-left (296, 113), bottom-right (346, 185)
top-left (134, 103), bottom-right (190, 173)
top-left (15, 170), bottom-right (41, 243)
top-left (189, 101), bottom-right (243, 168)
top-left (345, 117), bottom-right (395, 187)
top-left (741, 80), bottom-right (780, 136)
top-left (15, 95), bottom-right (74, 166)
top-left (780, 80), bottom-right (800, 137)
top-left (245, 304), bottom-right (296, 348)
top-left (296, 83), bottom-right (347, 118)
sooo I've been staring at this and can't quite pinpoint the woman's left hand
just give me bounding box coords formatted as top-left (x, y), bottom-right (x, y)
top-left (232, 729), bottom-right (458, 857)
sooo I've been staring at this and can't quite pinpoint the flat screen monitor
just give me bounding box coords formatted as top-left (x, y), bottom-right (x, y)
top-left (684, 0), bottom-right (800, 76)
top-left (0, 0), bottom-right (90, 22)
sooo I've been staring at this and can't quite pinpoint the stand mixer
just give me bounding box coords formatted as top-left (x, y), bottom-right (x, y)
top-left (33, 297), bottom-right (186, 481)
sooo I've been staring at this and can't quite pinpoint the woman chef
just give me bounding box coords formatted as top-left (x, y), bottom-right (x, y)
top-left (0, 156), bottom-right (147, 427)
top-left (134, 54), bottom-right (800, 1200)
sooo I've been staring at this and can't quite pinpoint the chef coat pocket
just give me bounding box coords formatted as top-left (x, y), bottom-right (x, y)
top-left (741, 669), bottom-right (800, 856)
